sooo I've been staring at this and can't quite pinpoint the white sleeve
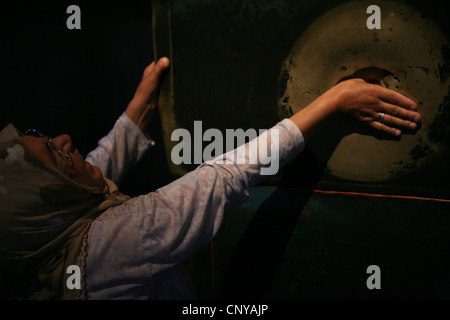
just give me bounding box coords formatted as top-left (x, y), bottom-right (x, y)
top-left (85, 119), bottom-right (305, 298)
top-left (85, 113), bottom-right (155, 185)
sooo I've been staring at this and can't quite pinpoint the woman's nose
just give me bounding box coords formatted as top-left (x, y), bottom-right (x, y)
top-left (53, 134), bottom-right (73, 153)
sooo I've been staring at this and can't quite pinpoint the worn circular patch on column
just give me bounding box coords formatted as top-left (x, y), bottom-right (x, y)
top-left (278, 0), bottom-right (450, 182)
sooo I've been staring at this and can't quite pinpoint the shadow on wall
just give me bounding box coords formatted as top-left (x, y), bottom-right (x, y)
top-left (218, 147), bottom-right (324, 299)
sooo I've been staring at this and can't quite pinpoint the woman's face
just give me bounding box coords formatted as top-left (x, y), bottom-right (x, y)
top-left (21, 134), bottom-right (105, 189)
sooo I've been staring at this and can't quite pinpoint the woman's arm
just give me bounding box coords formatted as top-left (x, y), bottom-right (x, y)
top-left (85, 59), bottom-right (423, 289)
top-left (124, 57), bottom-right (170, 131)
top-left (85, 113), bottom-right (155, 185)
top-left (289, 78), bottom-right (420, 142)
top-left (125, 57), bottom-right (421, 147)
top-left (84, 58), bottom-right (170, 184)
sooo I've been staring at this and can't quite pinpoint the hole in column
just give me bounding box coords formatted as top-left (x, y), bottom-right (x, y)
top-left (337, 66), bottom-right (395, 86)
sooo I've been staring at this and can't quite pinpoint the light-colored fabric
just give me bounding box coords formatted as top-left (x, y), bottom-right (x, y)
top-left (0, 124), bottom-right (128, 299)
top-left (86, 113), bottom-right (155, 185)
top-left (84, 117), bottom-right (305, 299)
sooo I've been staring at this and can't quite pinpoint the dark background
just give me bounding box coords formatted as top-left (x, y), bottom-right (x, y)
top-left (0, 0), bottom-right (177, 196)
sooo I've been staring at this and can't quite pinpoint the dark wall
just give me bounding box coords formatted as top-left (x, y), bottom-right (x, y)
top-left (0, 0), bottom-right (177, 196)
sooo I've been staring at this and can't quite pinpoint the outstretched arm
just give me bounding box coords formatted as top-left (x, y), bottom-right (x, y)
top-left (85, 66), bottom-right (423, 293)
top-left (85, 58), bottom-right (170, 184)
top-left (289, 78), bottom-right (420, 142)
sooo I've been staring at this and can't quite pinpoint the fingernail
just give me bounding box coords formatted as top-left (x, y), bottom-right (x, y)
top-left (395, 130), bottom-right (401, 136)
top-left (159, 57), bottom-right (169, 67)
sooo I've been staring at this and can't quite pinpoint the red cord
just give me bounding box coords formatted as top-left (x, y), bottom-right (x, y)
top-left (313, 189), bottom-right (450, 203)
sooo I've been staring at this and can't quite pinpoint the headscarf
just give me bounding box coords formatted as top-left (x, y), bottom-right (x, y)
top-left (0, 123), bottom-right (129, 299)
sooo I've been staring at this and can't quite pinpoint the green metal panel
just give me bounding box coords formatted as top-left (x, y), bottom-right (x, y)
top-left (152, 0), bottom-right (450, 198)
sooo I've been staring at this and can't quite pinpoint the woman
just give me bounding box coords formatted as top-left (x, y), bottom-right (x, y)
top-left (0, 57), bottom-right (420, 299)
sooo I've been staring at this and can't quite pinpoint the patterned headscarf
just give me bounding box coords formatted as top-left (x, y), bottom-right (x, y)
top-left (0, 124), bottom-right (128, 299)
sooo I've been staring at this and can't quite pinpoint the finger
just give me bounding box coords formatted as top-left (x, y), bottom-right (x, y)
top-left (408, 104), bottom-right (419, 111)
top-left (142, 61), bottom-right (156, 78)
top-left (376, 86), bottom-right (418, 110)
top-left (368, 120), bottom-right (402, 136)
top-left (377, 101), bottom-right (422, 123)
top-left (135, 57), bottom-right (170, 99)
top-left (372, 112), bottom-right (418, 130)
top-left (145, 57), bottom-right (170, 84)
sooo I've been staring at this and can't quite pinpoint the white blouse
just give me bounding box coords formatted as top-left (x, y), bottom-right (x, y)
top-left (84, 113), bottom-right (305, 299)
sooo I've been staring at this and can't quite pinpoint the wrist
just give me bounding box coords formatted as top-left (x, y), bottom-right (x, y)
top-left (289, 93), bottom-right (338, 142)
top-left (320, 85), bottom-right (344, 118)
top-left (125, 100), bottom-right (156, 132)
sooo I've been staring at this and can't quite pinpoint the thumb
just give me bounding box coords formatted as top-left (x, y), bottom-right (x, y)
top-left (134, 57), bottom-right (170, 100)
top-left (146, 57), bottom-right (170, 84)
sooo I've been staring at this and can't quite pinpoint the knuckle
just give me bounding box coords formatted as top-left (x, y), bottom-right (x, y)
top-left (388, 92), bottom-right (396, 104)
top-left (366, 85), bottom-right (377, 96)
top-left (377, 123), bottom-right (384, 131)
top-left (370, 121), bottom-right (384, 131)
top-left (391, 105), bottom-right (399, 116)
top-left (370, 111), bottom-right (378, 119)
top-left (368, 87), bottom-right (381, 103)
